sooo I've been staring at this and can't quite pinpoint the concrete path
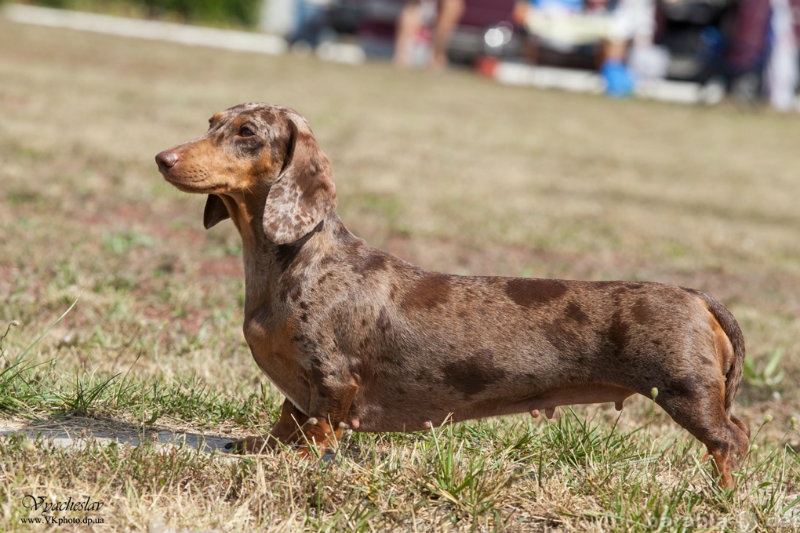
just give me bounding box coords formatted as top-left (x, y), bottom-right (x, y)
top-left (4, 3), bottom-right (366, 63)
top-left (0, 416), bottom-right (234, 455)
top-left (5, 3), bottom-right (287, 54)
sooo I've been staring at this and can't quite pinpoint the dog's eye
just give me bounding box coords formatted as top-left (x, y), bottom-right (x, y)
top-left (238, 126), bottom-right (256, 137)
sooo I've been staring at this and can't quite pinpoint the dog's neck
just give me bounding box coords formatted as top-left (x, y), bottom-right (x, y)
top-left (225, 195), bottom-right (340, 322)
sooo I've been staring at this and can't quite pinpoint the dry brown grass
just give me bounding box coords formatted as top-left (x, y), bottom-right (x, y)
top-left (1, 14), bottom-right (800, 532)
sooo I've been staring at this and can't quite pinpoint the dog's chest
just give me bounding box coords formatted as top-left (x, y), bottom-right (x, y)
top-left (243, 319), bottom-right (311, 414)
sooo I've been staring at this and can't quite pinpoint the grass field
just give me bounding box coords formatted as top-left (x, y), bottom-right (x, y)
top-left (2, 13), bottom-right (800, 532)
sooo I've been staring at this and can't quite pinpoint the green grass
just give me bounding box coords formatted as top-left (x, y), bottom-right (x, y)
top-left (2, 13), bottom-right (800, 532)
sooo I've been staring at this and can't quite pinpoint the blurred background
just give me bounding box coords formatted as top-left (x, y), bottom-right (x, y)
top-left (9, 0), bottom-right (800, 109)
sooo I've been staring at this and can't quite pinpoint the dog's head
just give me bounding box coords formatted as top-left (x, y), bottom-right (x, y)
top-left (155, 103), bottom-right (336, 244)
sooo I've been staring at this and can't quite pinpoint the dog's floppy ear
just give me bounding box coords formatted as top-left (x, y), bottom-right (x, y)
top-left (263, 117), bottom-right (336, 244)
top-left (204, 194), bottom-right (230, 229)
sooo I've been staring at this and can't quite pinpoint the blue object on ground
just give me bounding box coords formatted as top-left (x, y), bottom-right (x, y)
top-left (601, 60), bottom-right (635, 97)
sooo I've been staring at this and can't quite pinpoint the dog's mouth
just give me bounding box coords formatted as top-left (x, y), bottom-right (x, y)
top-left (162, 174), bottom-right (204, 193)
top-left (162, 174), bottom-right (219, 196)
top-left (158, 167), bottom-right (196, 192)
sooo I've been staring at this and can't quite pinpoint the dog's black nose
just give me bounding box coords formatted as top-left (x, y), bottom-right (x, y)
top-left (155, 150), bottom-right (179, 170)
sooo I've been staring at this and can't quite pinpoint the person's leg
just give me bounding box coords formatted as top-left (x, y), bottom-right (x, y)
top-left (394, 1), bottom-right (423, 67)
top-left (430, 0), bottom-right (465, 69)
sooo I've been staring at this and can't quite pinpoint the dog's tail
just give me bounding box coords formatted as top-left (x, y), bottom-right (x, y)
top-left (688, 289), bottom-right (747, 424)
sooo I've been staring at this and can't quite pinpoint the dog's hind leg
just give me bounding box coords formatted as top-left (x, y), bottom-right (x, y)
top-left (656, 377), bottom-right (749, 488)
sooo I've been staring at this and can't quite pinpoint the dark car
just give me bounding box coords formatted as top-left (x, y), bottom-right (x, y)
top-left (656, 0), bottom-right (738, 82)
top-left (448, 0), bottom-right (522, 63)
top-left (331, 0), bottom-right (522, 63)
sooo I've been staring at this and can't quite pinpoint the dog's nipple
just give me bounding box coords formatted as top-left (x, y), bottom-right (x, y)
top-left (349, 418), bottom-right (360, 430)
top-left (530, 409), bottom-right (540, 418)
top-left (615, 400), bottom-right (624, 411)
top-left (545, 407), bottom-right (556, 419)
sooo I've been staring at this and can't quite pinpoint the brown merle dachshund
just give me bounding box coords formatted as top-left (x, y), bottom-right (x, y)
top-left (156, 103), bottom-right (749, 488)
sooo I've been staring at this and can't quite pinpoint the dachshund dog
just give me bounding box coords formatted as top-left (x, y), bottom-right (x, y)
top-left (156, 103), bottom-right (749, 487)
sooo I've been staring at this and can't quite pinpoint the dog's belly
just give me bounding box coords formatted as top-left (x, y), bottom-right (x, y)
top-left (454, 383), bottom-right (637, 421)
top-left (351, 383), bottom-right (637, 432)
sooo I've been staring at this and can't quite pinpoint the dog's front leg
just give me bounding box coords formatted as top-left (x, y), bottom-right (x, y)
top-left (296, 374), bottom-right (360, 452)
top-left (238, 379), bottom-right (359, 454)
top-left (226, 378), bottom-right (359, 454)
top-left (226, 398), bottom-right (310, 453)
